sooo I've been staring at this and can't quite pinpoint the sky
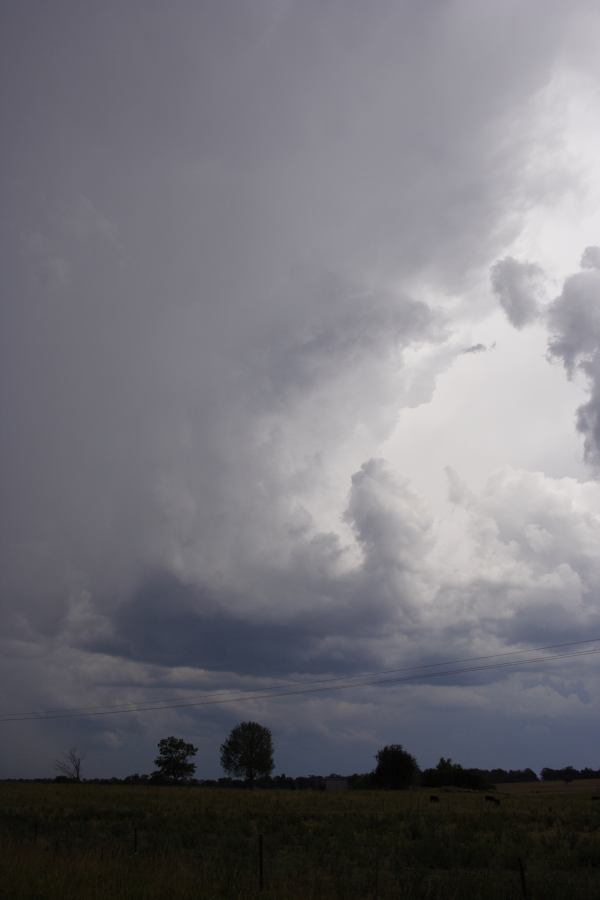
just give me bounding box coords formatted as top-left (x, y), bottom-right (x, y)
top-left (2, 0), bottom-right (600, 780)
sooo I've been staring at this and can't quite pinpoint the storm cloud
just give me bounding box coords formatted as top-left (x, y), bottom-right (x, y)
top-left (491, 257), bottom-right (546, 328)
top-left (3, 1), bottom-right (600, 778)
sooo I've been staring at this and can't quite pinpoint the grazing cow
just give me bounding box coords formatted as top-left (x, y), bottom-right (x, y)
top-left (591, 796), bottom-right (600, 801)
top-left (429, 795), bottom-right (440, 803)
top-left (485, 795), bottom-right (501, 806)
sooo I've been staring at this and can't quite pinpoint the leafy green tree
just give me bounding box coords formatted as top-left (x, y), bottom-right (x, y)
top-left (153, 736), bottom-right (198, 783)
top-left (374, 744), bottom-right (419, 789)
top-left (220, 721), bottom-right (274, 783)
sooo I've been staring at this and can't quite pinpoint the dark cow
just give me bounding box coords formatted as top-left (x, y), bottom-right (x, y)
top-left (485, 795), bottom-right (501, 806)
top-left (429, 795), bottom-right (440, 803)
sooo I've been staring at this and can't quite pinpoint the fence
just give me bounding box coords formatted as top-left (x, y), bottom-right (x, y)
top-left (1, 812), bottom-right (537, 899)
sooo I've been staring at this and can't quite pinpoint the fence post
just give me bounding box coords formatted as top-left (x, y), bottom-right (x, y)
top-left (518, 857), bottom-right (529, 900)
top-left (258, 833), bottom-right (264, 891)
top-left (133, 827), bottom-right (138, 854)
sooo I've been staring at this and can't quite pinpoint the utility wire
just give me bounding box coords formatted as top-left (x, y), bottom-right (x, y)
top-left (2, 636), bottom-right (599, 720)
top-left (1, 644), bottom-right (598, 724)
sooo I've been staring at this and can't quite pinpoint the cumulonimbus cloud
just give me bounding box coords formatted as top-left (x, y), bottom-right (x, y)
top-left (3, 1), bottom-right (600, 777)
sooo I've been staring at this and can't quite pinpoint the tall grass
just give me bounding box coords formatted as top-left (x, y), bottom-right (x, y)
top-left (1, 783), bottom-right (600, 898)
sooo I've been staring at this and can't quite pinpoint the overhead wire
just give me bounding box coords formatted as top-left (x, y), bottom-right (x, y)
top-left (2, 636), bottom-right (599, 720)
top-left (1, 640), bottom-right (599, 724)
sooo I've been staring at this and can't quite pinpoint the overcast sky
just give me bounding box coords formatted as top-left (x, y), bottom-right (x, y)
top-left (3, 1), bottom-right (600, 780)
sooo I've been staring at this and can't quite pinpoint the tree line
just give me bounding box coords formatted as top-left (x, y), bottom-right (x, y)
top-left (540, 766), bottom-right (600, 783)
top-left (54, 721), bottom-right (275, 786)
top-left (51, 729), bottom-right (597, 790)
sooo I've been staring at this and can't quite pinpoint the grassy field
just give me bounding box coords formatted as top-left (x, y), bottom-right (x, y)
top-left (2, 781), bottom-right (600, 899)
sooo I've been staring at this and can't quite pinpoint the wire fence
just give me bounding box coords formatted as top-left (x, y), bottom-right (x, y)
top-left (0, 811), bottom-right (541, 899)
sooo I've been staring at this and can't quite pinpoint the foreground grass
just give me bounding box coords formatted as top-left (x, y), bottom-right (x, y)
top-left (2, 782), bottom-right (600, 898)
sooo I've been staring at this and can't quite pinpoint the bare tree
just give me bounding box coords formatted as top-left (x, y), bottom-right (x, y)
top-left (55, 747), bottom-right (84, 781)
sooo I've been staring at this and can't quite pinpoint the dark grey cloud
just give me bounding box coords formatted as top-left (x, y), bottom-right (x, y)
top-left (492, 246), bottom-right (600, 468)
top-left (490, 256), bottom-right (546, 327)
top-left (2, 1), bottom-right (600, 778)
top-left (547, 251), bottom-right (600, 464)
top-left (575, 358), bottom-right (600, 467)
top-left (78, 457), bottom-right (437, 678)
top-left (91, 570), bottom-right (366, 677)
top-left (548, 265), bottom-right (600, 373)
top-left (581, 246), bottom-right (600, 270)
top-left (259, 277), bottom-right (440, 402)
top-left (461, 342), bottom-right (490, 354)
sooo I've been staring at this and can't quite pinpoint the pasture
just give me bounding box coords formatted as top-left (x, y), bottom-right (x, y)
top-left (1, 781), bottom-right (600, 898)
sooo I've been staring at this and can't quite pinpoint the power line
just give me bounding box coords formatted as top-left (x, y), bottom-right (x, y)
top-left (3, 636), bottom-right (599, 720)
top-left (1, 643), bottom-right (598, 724)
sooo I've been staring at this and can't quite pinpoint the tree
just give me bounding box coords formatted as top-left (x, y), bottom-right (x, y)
top-left (422, 757), bottom-right (489, 790)
top-left (374, 744), bottom-right (419, 789)
top-left (55, 747), bottom-right (84, 782)
top-left (153, 736), bottom-right (198, 783)
top-left (220, 721), bottom-right (274, 783)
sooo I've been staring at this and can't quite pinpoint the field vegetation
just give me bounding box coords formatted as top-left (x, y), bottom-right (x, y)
top-left (2, 781), bottom-right (600, 898)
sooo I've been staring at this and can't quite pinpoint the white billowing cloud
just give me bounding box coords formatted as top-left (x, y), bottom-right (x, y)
top-left (441, 466), bottom-right (600, 638)
top-left (490, 256), bottom-right (546, 327)
top-left (161, 458), bottom-right (600, 672)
